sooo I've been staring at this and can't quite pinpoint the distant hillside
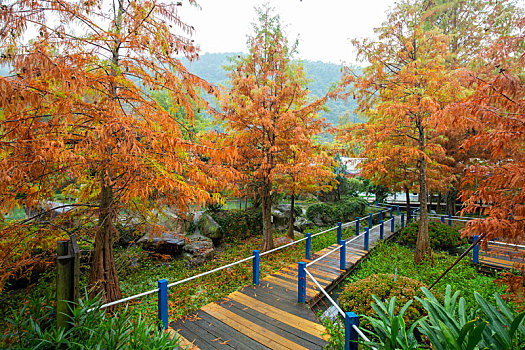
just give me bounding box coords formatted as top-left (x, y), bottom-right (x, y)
top-left (183, 52), bottom-right (361, 126)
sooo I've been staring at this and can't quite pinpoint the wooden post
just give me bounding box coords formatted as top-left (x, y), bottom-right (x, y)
top-left (298, 262), bottom-right (306, 303)
top-left (56, 235), bottom-right (80, 330)
top-left (305, 233), bottom-right (311, 260)
top-left (355, 217), bottom-right (359, 236)
top-left (345, 312), bottom-right (359, 350)
top-left (340, 239), bottom-right (346, 270)
top-left (337, 222), bottom-right (342, 245)
top-left (364, 227), bottom-right (369, 251)
top-left (158, 279), bottom-right (168, 330)
top-left (252, 250), bottom-right (260, 286)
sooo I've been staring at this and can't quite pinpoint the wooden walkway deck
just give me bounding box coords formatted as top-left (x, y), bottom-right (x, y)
top-left (170, 216), bottom-right (398, 349)
top-left (479, 241), bottom-right (525, 270)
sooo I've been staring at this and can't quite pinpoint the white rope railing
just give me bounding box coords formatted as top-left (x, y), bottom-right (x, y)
top-left (304, 268), bottom-right (344, 317)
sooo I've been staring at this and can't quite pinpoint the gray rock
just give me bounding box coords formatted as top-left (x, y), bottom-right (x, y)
top-left (199, 214), bottom-right (222, 240)
top-left (184, 235), bottom-right (214, 265)
top-left (137, 232), bottom-right (186, 255)
top-left (320, 305), bottom-right (340, 323)
top-left (271, 207), bottom-right (290, 231)
top-left (293, 216), bottom-right (309, 232)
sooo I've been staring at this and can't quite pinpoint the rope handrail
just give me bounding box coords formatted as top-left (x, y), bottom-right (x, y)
top-left (259, 236), bottom-right (309, 256)
top-left (352, 324), bottom-right (377, 350)
top-left (304, 268), bottom-right (344, 317)
top-left (485, 240), bottom-right (525, 250)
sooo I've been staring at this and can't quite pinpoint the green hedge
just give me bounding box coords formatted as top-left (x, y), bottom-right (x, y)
top-left (334, 197), bottom-right (368, 222)
top-left (339, 273), bottom-right (427, 326)
top-left (398, 221), bottom-right (468, 250)
top-left (209, 207), bottom-right (263, 241)
top-left (306, 203), bottom-right (336, 226)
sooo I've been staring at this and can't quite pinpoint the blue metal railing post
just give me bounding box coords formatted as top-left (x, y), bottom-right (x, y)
top-left (401, 212), bottom-right (405, 228)
top-left (473, 235), bottom-right (479, 264)
top-left (305, 233), bottom-right (311, 260)
top-left (340, 239), bottom-right (346, 270)
top-left (337, 222), bottom-right (342, 245)
top-left (158, 279), bottom-right (168, 330)
top-left (390, 206), bottom-right (393, 218)
top-left (375, 200), bottom-right (378, 207)
top-left (364, 227), bottom-right (369, 251)
top-left (252, 250), bottom-right (260, 286)
top-left (448, 213), bottom-right (452, 226)
top-left (298, 262), bottom-right (306, 303)
top-left (379, 210), bottom-right (382, 222)
top-left (441, 215), bottom-right (445, 224)
top-left (369, 213), bottom-right (372, 228)
top-left (380, 221), bottom-right (384, 240)
top-left (345, 312), bottom-right (359, 350)
top-left (397, 205), bottom-right (399, 215)
top-left (356, 217), bottom-right (360, 236)
top-left (391, 216), bottom-right (395, 232)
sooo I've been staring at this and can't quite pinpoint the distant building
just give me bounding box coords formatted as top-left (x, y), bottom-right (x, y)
top-left (341, 157), bottom-right (364, 176)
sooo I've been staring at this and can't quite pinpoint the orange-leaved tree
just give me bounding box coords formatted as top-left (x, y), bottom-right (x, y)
top-left (219, 5), bottom-right (335, 251)
top-left (339, 2), bottom-right (466, 263)
top-left (442, 15), bottom-right (525, 308)
top-left (0, 0), bottom-right (234, 301)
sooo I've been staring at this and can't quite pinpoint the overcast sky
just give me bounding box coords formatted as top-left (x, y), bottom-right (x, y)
top-left (179, 0), bottom-right (397, 65)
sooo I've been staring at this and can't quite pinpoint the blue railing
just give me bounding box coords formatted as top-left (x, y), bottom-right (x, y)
top-left (298, 206), bottom-right (398, 349)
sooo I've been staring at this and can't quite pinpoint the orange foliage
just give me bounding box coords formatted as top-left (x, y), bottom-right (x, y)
top-left (0, 0), bottom-right (235, 300)
top-left (219, 5), bottom-right (335, 251)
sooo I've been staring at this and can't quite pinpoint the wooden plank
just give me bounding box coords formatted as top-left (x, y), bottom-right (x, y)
top-left (221, 299), bottom-right (327, 348)
top-left (264, 275), bottom-right (318, 298)
top-left (201, 303), bottom-right (310, 350)
top-left (196, 310), bottom-right (270, 350)
top-left (272, 271), bottom-right (329, 289)
top-left (228, 291), bottom-right (328, 340)
top-left (279, 268), bottom-right (332, 286)
top-left (166, 328), bottom-right (200, 350)
top-left (175, 314), bottom-right (236, 349)
top-left (239, 284), bottom-right (320, 322)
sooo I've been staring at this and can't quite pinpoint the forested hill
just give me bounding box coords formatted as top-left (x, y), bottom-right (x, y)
top-left (182, 52), bottom-right (361, 126)
top-left (0, 55), bottom-right (361, 126)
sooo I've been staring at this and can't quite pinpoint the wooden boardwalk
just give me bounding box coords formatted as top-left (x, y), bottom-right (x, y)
top-left (479, 241), bottom-right (525, 270)
top-left (170, 216), bottom-right (398, 349)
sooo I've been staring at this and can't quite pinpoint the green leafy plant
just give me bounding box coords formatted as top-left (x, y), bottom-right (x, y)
top-left (334, 197), bottom-right (368, 222)
top-left (362, 296), bottom-right (420, 350)
top-left (209, 207), bottom-right (263, 241)
top-left (1, 292), bottom-right (182, 349)
top-left (320, 316), bottom-right (346, 350)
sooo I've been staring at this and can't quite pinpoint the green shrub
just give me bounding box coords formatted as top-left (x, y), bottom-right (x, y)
top-left (306, 203), bottom-right (336, 226)
top-left (339, 273), bottom-right (427, 326)
top-left (209, 207), bottom-right (263, 241)
top-left (397, 220), bottom-right (468, 250)
top-left (1, 292), bottom-right (181, 349)
top-left (334, 197), bottom-right (368, 222)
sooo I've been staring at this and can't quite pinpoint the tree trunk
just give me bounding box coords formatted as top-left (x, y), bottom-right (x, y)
top-left (287, 193), bottom-right (295, 240)
top-left (260, 183), bottom-right (274, 251)
top-left (445, 189), bottom-right (457, 215)
top-left (414, 125), bottom-right (431, 264)
top-left (89, 183), bottom-right (121, 303)
top-left (404, 186), bottom-right (411, 221)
